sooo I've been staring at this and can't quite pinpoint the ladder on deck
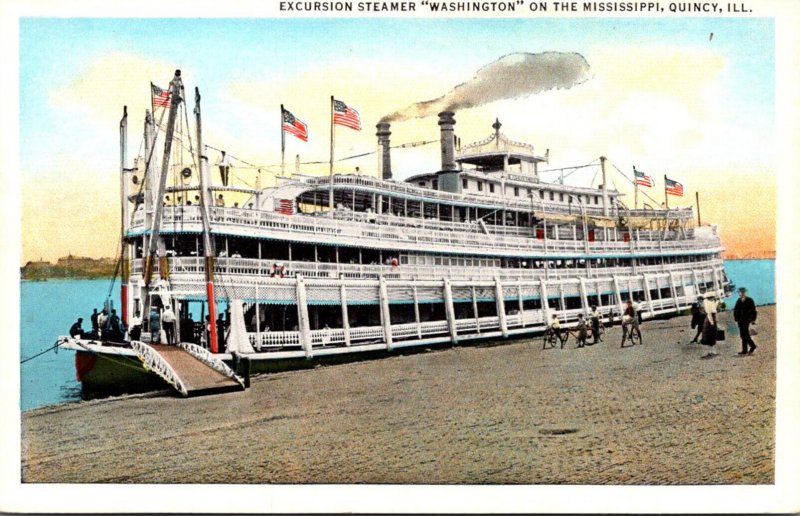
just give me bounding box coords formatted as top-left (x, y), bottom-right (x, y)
top-left (131, 341), bottom-right (245, 397)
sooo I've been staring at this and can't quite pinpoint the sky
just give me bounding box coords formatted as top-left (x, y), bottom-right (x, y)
top-left (18, 16), bottom-right (775, 262)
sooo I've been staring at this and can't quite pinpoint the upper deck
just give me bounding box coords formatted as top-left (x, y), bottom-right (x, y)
top-left (298, 174), bottom-right (693, 221)
top-left (128, 201), bottom-right (720, 261)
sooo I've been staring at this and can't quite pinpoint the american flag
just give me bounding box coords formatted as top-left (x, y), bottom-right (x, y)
top-left (665, 177), bottom-right (684, 196)
top-left (333, 99), bottom-right (361, 131)
top-left (151, 83), bottom-right (170, 109)
top-left (282, 108), bottom-right (308, 142)
top-left (274, 198), bottom-right (294, 215)
top-left (634, 168), bottom-right (654, 188)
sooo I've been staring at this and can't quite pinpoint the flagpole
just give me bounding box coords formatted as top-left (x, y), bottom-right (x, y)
top-left (280, 104), bottom-right (286, 177)
top-left (664, 174), bottom-right (669, 210)
top-left (633, 166), bottom-right (638, 210)
top-left (150, 82), bottom-right (155, 119)
top-left (329, 95), bottom-right (335, 212)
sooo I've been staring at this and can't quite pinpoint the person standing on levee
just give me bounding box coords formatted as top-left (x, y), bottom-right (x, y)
top-left (734, 287), bottom-right (758, 355)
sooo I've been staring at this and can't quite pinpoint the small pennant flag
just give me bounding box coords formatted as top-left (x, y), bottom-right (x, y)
top-left (333, 99), bottom-right (361, 131)
top-left (282, 108), bottom-right (308, 142)
top-left (665, 177), bottom-right (684, 196)
top-left (634, 168), bottom-right (654, 188)
top-left (151, 83), bottom-right (170, 109)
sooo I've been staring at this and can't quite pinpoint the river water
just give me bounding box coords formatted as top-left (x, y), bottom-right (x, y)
top-left (19, 259), bottom-right (775, 411)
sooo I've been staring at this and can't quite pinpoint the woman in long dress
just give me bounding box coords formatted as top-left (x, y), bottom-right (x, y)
top-left (701, 292), bottom-right (719, 358)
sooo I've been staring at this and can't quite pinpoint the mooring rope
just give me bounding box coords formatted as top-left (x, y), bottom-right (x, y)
top-left (20, 340), bottom-right (62, 365)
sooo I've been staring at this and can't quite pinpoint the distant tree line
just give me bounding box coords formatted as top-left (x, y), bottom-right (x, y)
top-left (21, 255), bottom-right (116, 280)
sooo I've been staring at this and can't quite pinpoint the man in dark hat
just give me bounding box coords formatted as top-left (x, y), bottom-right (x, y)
top-left (69, 318), bottom-right (85, 338)
top-left (689, 295), bottom-right (706, 343)
top-left (733, 287), bottom-right (758, 355)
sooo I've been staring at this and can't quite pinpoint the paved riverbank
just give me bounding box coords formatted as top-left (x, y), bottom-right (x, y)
top-left (21, 306), bottom-right (775, 484)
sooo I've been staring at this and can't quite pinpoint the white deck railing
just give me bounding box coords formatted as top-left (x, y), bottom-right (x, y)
top-left (326, 209), bottom-right (693, 242)
top-left (239, 291), bottom-right (696, 352)
top-left (130, 205), bottom-right (720, 259)
top-left (132, 255), bottom-right (725, 284)
top-left (300, 174), bottom-right (695, 220)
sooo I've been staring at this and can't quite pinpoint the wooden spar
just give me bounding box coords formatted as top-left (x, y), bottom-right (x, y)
top-left (142, 111), bottom-right (155, 284)
top-left (142, 70), bottom-right (183, 332)
top-left (119, 106), bottom-right (129, 325)
top-left (194, 86), bottom-right (219, 354)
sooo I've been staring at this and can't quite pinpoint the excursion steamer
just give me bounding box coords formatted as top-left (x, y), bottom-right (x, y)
top-left (60, 70), bottom-right (732, 395)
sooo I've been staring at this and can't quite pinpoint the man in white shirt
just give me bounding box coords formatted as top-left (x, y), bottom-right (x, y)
top-left (97, 309), bottom-right (108, 338)
top-left (161, 306), bottom-right (177, 346)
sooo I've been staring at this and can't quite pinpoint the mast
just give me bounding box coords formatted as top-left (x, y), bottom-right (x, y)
top-left (194, 86), bottom-right (220, 353)
top-left (633, 166), bottom-right (639, 210)
top-left (142, 70), bottom-right (184, 331)
top-left (119, 106), bottom-right (130, 326)
top-left (142, 109), bottom-right (156, 283)
top-left (663, 174), bottom-right (669, 210)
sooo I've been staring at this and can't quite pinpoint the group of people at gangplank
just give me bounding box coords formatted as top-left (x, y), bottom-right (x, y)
top-left (69, 304), bottom-right (182, 347)
top-left (69, 307), bottom-right (126, 342)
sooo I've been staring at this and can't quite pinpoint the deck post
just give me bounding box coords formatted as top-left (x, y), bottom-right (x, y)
top-left (295, 275), bottom-right (313, 358)
top-left (517, 282), bottom-right (524, 327)
top-left (471, 285), bottom-right (481, 333)
top-left (378, 276), bottom-right (393, 350)
top-left (443, 278), bottom-right (458, 343)
top-left (692, 269), bottom-right (701, 296)
top-left (340, 283), bottom-right (351, 347)
top-left (612, 275), bottom-right (623, 317)
top-left (668, 272), bottom-right (680, 310)
top-left (539, 278), bottom-right (551, 326)
top-left (255, 284), bottom-right (261, 349)
top-left (712, 266), bottom-right (722, 297)
top-left (412, 282), bottom-right (421, 339)
top-left (494, 277), bottom-right (508, 337)
top-left (642, 274), bottom-right (655, 317)
top-left (579, 277), bottom-right (589, 315)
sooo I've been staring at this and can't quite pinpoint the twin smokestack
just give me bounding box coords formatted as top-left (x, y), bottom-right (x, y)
top-left (375, 111), bottom-right (458, 180)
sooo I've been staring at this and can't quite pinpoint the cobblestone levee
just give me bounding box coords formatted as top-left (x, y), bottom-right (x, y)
top-left (21, 307), bottom-right (775, 484)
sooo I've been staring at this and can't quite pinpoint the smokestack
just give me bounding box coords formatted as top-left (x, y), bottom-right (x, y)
top-left (376, 122), bottom-right (392, 180)
top-left (438, 111), bottom-right (457, 171)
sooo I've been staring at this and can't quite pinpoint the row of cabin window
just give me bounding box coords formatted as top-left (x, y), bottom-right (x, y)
top-left (400, 254), bottom-right (714, 268)
top-left (458, 178), bottom-right (603, 205)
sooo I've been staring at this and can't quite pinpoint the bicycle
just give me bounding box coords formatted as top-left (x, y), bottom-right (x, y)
top-left (542, 327), bottom-right (569, 349)
top-left (589, 317), bottom-right (605, 344)
top-left (620, 319), bottom-right (642, 347)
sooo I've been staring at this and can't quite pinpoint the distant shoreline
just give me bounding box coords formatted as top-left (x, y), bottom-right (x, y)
top-left (21, 275), bottom-right (114, 282)
top-left (20, 255), bottom-right (117, 281)
top-left (724, 256), bottom-right (776, 261)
